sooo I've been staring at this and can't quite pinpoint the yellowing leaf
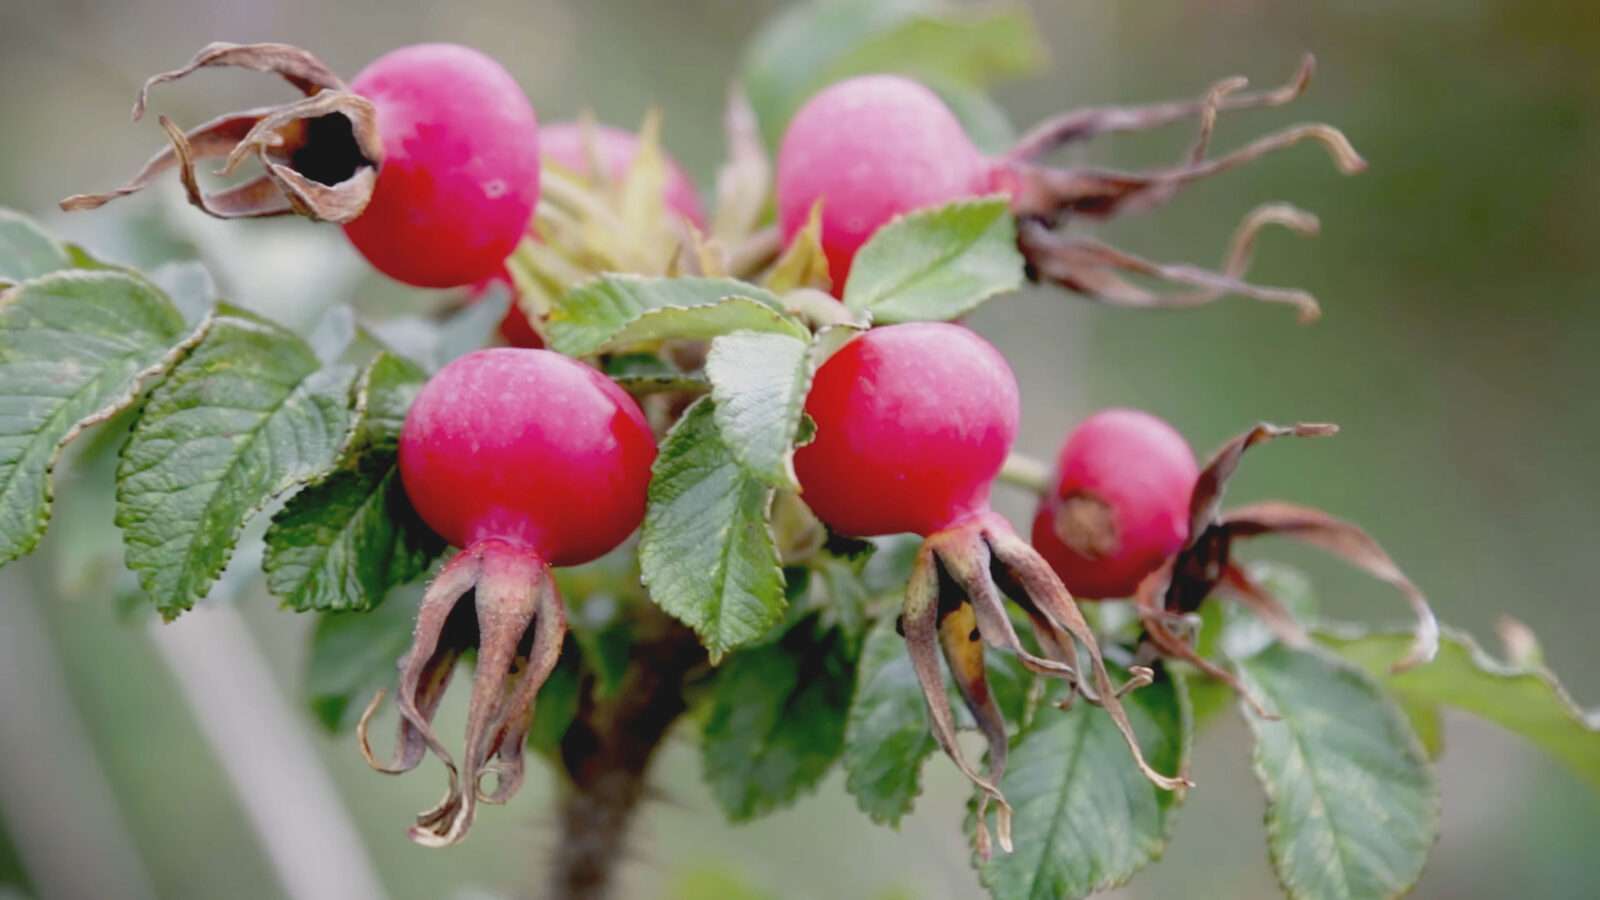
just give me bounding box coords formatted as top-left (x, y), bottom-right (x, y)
top-left (765, 199), bottom-right (831, 294)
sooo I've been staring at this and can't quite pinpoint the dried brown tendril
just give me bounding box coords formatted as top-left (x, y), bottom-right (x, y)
top-left (357, 539), bottom-right (568, 847)
top-left (901, 511), bottom-right (1192, 860)
top-left (60, 42), bottom-right (381, 223)
top-left (1001, 54), bottom-right (1364, 320)
top-left (1130, 421), bottom-right (1440, 717)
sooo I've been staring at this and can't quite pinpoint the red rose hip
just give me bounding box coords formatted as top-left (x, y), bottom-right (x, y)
top-left (1032, 408), bottom-right (1199, 599)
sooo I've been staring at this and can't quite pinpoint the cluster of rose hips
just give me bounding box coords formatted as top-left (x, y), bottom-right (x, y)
top-left (68, 41), bottom-right (1423, 851)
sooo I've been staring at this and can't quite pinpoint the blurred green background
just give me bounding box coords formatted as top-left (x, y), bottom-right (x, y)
top-left (2, 1), bottom-right (1597, 898)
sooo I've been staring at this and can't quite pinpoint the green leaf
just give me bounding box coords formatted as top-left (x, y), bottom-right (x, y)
top-left (810, 552), bottom-right (871, 653)
top-left (356, 351), bottom-right (426, 448)
top-left (117, 308), bottom-right (359, 618)
top-left (742, 0), bottom-right (1043, 149)
top-left (0, 271), bottom-right (189, 565)
top-left (975, 668), bottom-right (1189, 900)
top-left (305, 597), bottom-right (416, 732)
top-left (143, 260), bottom-right (218, 325)
top-left (263, 351), bottom-right (436, 613)
top-left (1321, 625), bottom-right (1600, 788)
top-left (546, 274), bottom-right (789, 356)
top-left (1235, 644), bottom-right (1438, 900)
top-left (432, 282), bottom-right (509, 368)
top-left (0, 209), bottom-right (74, 284)
top-left (1220, 562), bottom-right (1318, 661)
top-left (818, 6), bottom-right (1044, 90)
top-left (527, 648), bottom-right (582, 755)
top-left (842, 198), bottom-right (1023, 323)
top-left (926, 80), bottom-right (1017, 155)
top-left (841, 616), bottom-right (1035, 825)
top-left (702, 624), bottom-right (854, 820)
top-left (263, 457), bottom-right (442, 612)
top-left (706, 331), bottom-right (813, 489)
top-left (640, 398), bottom-right (786, 661)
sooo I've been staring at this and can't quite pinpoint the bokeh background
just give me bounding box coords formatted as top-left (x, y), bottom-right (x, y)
top-left (2, 1), bottom-right (1597, 898)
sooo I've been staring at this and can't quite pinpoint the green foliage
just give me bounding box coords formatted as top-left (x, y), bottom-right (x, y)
top-left (842, 616), bottom-right (1034, 826)
top-left (0, 271), bottom-right (189, 564)
top-left (116, 308), bottom-right (359, 618)
top-left (974, 669), bottom-right (1190, 900)
top-left (304, 595), bottom-right (417, 732)
top-left (3, 0), bottom-right (1598, 885)
top-left (843, 198), bottom-right (1024, 323)
top-left (741, 0), bottom-right (1042, 150)
top-left (1323, 625), bottom-right (1600, 789)
top-left (546, 275), bottom-right (791, 356)
top-left (640, 398), bottom-right (786, 661)
top-left (702, 621), bottom-right (855, 820)
top-left (841, 618), bottom-right (936, 824)
top-left (705, 331), bottom-right (813, 489)
top-left (263, 353), bottom-right (441, 612)
top-left (527, 648), bottom-right (583, 755)
top-left (1235, 644), bottom-right (1438, 900)
top-left (0, 209), bottom-right (74, 284)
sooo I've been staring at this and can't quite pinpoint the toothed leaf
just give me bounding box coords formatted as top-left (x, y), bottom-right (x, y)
top-left (1235, 644), bottom-right (1438, 900)
top-left (546, 275), bottom-right (790, 356)
top-left (842, 198), bottom-right (1023, 323)
top-left (263, 352), bottom-right (439, 613)
top-left (706, 330), bottom-right (813, 488)
top-left (842, 616), bottom-right (1033, 825)
top-left (974, 667), bottom-right (1189, 899)
top-left (702, 624), bottom-right (854, 820)
top-left (305, 596), bottom-right (418, 732)
top-left (640, 397), bottom-right (786, 660)
top-left (0, 270), bottom-right (189, 566)
top-left (117, 308), bottom-right (358, 618)
top-left (1322, 625), bottom-right (1600, 788)
top-left (0, 209), bottom-right (75, 284)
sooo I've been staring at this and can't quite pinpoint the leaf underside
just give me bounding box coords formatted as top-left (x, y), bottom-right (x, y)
top-left (1236, 644), bottom-right (1438, 900)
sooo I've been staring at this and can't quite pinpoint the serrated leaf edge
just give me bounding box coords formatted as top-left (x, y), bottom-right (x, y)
top-left (1236, 644), bottom-right (1441, 900)
top-left (842, 195), bottom-right (1021, 319)
top-left (115, 313), bottom-right (354, 619)
top-left (0, 293), bottom-right (210, 567)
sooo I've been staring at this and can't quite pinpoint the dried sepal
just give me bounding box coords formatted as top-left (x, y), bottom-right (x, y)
top-left (1004, 54), bottom-right (1316, 164)
top-left (131, 42), bottom-right (345, 119)
top-left (1220, 563), bottom-right (1310, 649)
top-left (1018, 219), bottom-right (1322, 322)
top-left (1221, 501), bottom-right (1438, 670)
top-left (981, 519), bottom-right (1189, 792)
top-left (1003, 53), bottom-right (1363, 319)
top-left (712, 86), bottom-right (772, 246)
top-left (357, 540), bottom-right (569, 847)
top-left (60, 111), bottom-right (276, 214)
top-left (61, 42), bottom-right (381, 224)
top-left (1186, 421), bottom-right (1339, 546)
top-left (901, 544), bottom-right (1012, 856)
top-left (1132, 561), bottom-right (1278, 719)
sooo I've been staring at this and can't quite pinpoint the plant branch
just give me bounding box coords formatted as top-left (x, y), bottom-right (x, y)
top-left (998, 452), bottom-right (1052, 495)
top-left (546, 612), bottom-right (705, 900)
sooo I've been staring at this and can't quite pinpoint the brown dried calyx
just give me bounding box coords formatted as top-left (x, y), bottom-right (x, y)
top-left (357, 540), bottom-right (567, 847)
top-left (1053, 491), bottom-right (1120, 559)
top-left (901, 511), bottom-right (1191, 860)
top-left (60, 42), bottom-right (382, 223)
top-left (1003, 54), bottom-right (1364, 322)
top-left (1130, 421), bottom-right (1440, 717)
